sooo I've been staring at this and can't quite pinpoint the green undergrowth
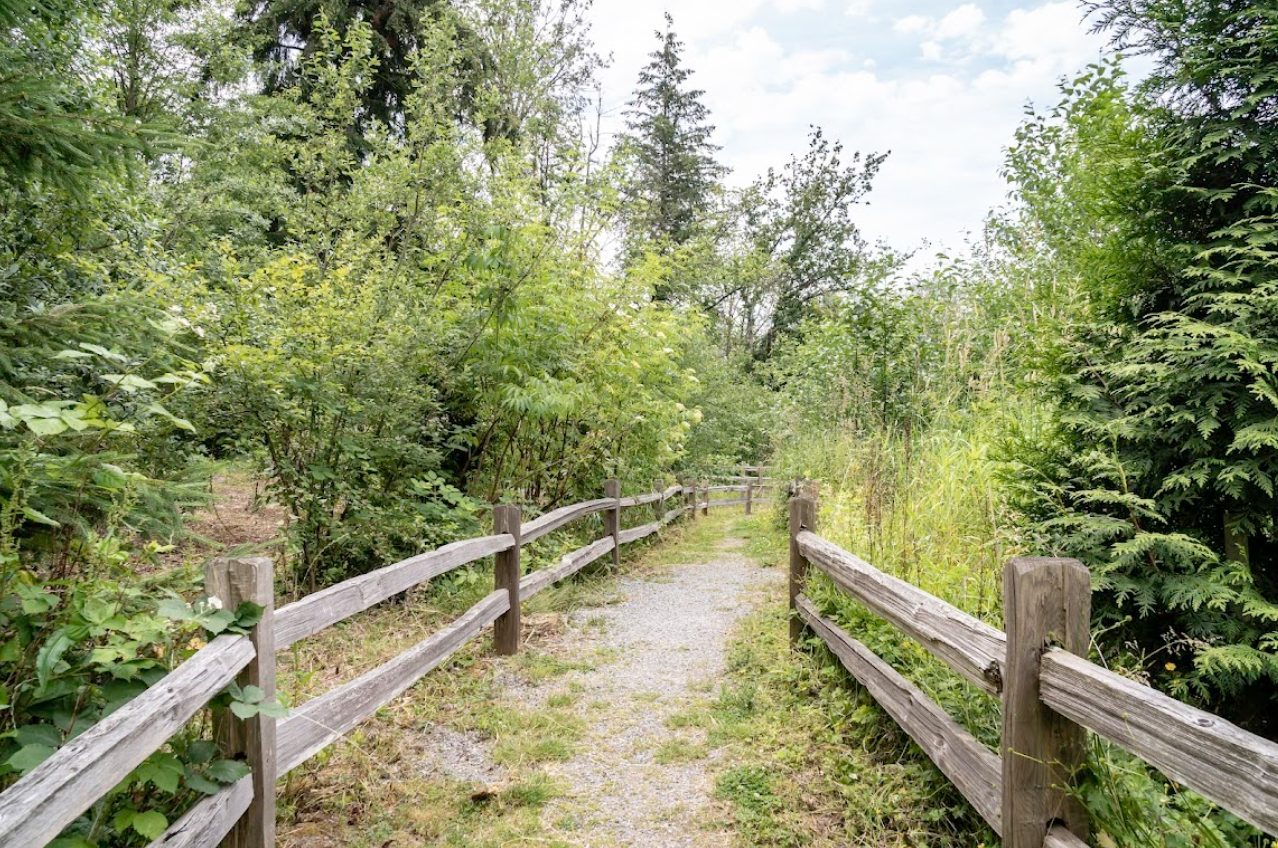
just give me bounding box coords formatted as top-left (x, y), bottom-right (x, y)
top-left (770, 423), bottom-right (1276, 847)
top-left (692, 511), bottom-right (995, 847)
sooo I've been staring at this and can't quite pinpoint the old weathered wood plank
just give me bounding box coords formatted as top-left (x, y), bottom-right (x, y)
top-left (520, 537), bottom-right (615, 599)
top-left (1041, 649), bottom-right (1278, 835)
top-left (276, 590), bottom-right (509, 774)
top-left (661, 505), bottom-right (687, 526)
top-left (1002, 558), bottom-right (1089, 848)
top-left (789, 497), bottom-right (817, 645)
top-left (274, 534), bottom-right (514, 649)
top-left (519, 498), bottom-right (614, 544)
top-left (707, 498), bottom-right (748, 508)
top-left (0, 635), bottom-right (254, 848)
top-left (704, 485), bottom-right (746, 493)
top-left (796, 530), bottom-right (1006, 695)
top-left (147, 775), bottom-right (253, 848)
top-left (1044, 824), bottom-right (1090, 848)
top-left (493, 505), bottom-right (521, 657)
top-left (605, 479), bottom-right (621, 569)
top-left (207, 557), bottom-right (277, 848)
top-left (618, 491), bottom-right (663, 507)
top-left (618, 521), bottom-right (660, 545)
top-left (661, 484), bottom-right (682, 500)
top-left (797, 597), bottom-right (1003, 833)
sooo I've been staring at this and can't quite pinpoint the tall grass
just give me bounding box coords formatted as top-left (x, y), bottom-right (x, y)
top-left (771, 411), bottom-right (1273, 848)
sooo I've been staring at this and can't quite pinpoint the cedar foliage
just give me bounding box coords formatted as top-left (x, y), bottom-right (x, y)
top-left (1001, 3), bottom-right (1278, 731)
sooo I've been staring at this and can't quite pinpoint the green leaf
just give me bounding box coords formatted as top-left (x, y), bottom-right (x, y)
top-left (79, 343), bottom-right (126, 362)
top-left (186, 739), bottom-right (218, 763)
top-left (101, 374), bottom-right (157, 393)
top-left (20, 506), bottom-right (60, 527)
top-left (7, 743), bottom-right (55, 773)
top-left (131, 810), bottom-right (168, 839)
top-left (206, 758), bottom-right (250, 784)
top-left (229, 700), bottom-right (259, 719)
top-left (35, 631), bottom-right (74, 689)
top-left (26, 417), bottom-right (68, 436)
top-left (156, 597), bottom-right (194, 622)
top-left (16, 724), bottom-right (61, 748)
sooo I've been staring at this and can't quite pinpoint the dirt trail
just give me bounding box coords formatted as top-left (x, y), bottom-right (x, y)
top-left (507, 536), bottom-right (783, 847)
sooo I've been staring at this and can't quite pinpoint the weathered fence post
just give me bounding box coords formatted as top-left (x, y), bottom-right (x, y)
top-left (654, 478), bottom-right (664, 525)
top-left (207, 557), bottom-right (276, 848)
top-left (493, 504), bottom-right (522, 656)
top-left (605, 479), bottom-right (621, 568)
top-left (700, 479), bottom-right (709, 517)
top-left (788, 495), bottom-right (817, 645)
top-left (1002, 557), bottom-right (1091, 847)
top-left (681, 476), bottom-right (696, 521)
top-left (744, 465), bottom-right (754, 516)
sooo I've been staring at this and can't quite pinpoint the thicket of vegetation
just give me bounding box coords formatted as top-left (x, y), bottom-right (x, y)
top-left (3, 0), bottom-right (1277, 845)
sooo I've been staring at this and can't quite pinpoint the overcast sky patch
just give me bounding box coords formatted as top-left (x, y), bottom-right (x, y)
top-left (585, 0), bottom-right (1115, 251)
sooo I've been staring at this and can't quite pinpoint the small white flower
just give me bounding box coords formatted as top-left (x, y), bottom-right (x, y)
top-left (206, 596), bottom-right (223, 610)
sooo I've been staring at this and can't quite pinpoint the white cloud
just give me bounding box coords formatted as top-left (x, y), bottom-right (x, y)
top-left (846, 0), bottom-right (875, 19)
top-left (936, 3), bottom-right (986, 39)
top-left (586, 0), bottom-right (1117, 249)
top-left (894, 14), bottom-right (931, 34)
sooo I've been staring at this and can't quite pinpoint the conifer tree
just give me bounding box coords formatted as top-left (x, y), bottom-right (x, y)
top-left (621, 13), bottom-right (726, 260)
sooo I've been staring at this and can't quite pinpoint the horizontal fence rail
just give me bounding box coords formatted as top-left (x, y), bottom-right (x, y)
top-left (0, 635), bottom-right (256, 847)
top-left (274, 535), bottom-right (514, 650)
top-left (2, 467), bottom-right (765, 848)
top-left (787, 491), bottom-right (1278, 846)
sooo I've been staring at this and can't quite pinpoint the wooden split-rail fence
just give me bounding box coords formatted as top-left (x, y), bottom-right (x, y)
top-left (0, 471), bottom-right (770, 848)
top-left (786, 490), bottom-right (1278, 847)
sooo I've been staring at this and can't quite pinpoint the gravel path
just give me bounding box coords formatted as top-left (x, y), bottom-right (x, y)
top-left (517, 538), bottom-right (783, 847)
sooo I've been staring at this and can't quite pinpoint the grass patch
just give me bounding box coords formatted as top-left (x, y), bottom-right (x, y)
top-left (655, 737), bottom-right (710, 764)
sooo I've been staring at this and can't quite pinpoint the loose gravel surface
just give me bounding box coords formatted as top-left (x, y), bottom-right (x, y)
top-left (520, 539), bottom-right (783, 847)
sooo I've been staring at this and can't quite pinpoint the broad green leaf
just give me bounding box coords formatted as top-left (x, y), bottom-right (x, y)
top-left (130, 810), bottom-right (167, 839)
top-left (7, 743), bottom-right (55, 773)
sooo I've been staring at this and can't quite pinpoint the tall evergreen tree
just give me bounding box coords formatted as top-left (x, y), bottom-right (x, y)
top-left (621, 13), bottom-right (725, 261)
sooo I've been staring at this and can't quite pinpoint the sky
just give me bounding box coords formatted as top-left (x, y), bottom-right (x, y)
top-left (583, 0), bottom-right (1119, 252)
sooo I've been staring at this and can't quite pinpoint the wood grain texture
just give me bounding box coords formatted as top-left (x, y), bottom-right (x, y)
top-left (789, 497), bottom-right (817, 644)
top-left (1041, 649), bottom-right (1278, 835)
top-left (704, 485), bottom-right (746, 493)
top-left (274, 534), bottom-right (514, 649)
top-left (662, 505), bottom-right (687, 525)
top-left (518, 499), bottom-right (614, 544)
top-left (797, 530), bottom-right (1006, 694)
top-left (276, 590), bottom-right (509, 774)
top-left (520, 537), bottom-right (615, 599)
top-left (147, 775), bottom-right (253, 848)
top-left (1044, 824), bottom-right (1090, 848)
top-left (797, 597), bottom-right (1003, 834)
top-left (618, 491), bottom-right (663, 507)
top-left (618, 521), bottom-right (660, 545)
top-left (661, 484), bottom-right (683, 500)
top-left (207, 557), bottom-right (277, 848)
top-left (492, 505), bottom-right (522, 657)
top-left (0, 635), bottom-right (254, 848)
top-left (605, 480), bottom-right (621, 569)
top-left (1001, 557), bottom-right (1089, 848)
